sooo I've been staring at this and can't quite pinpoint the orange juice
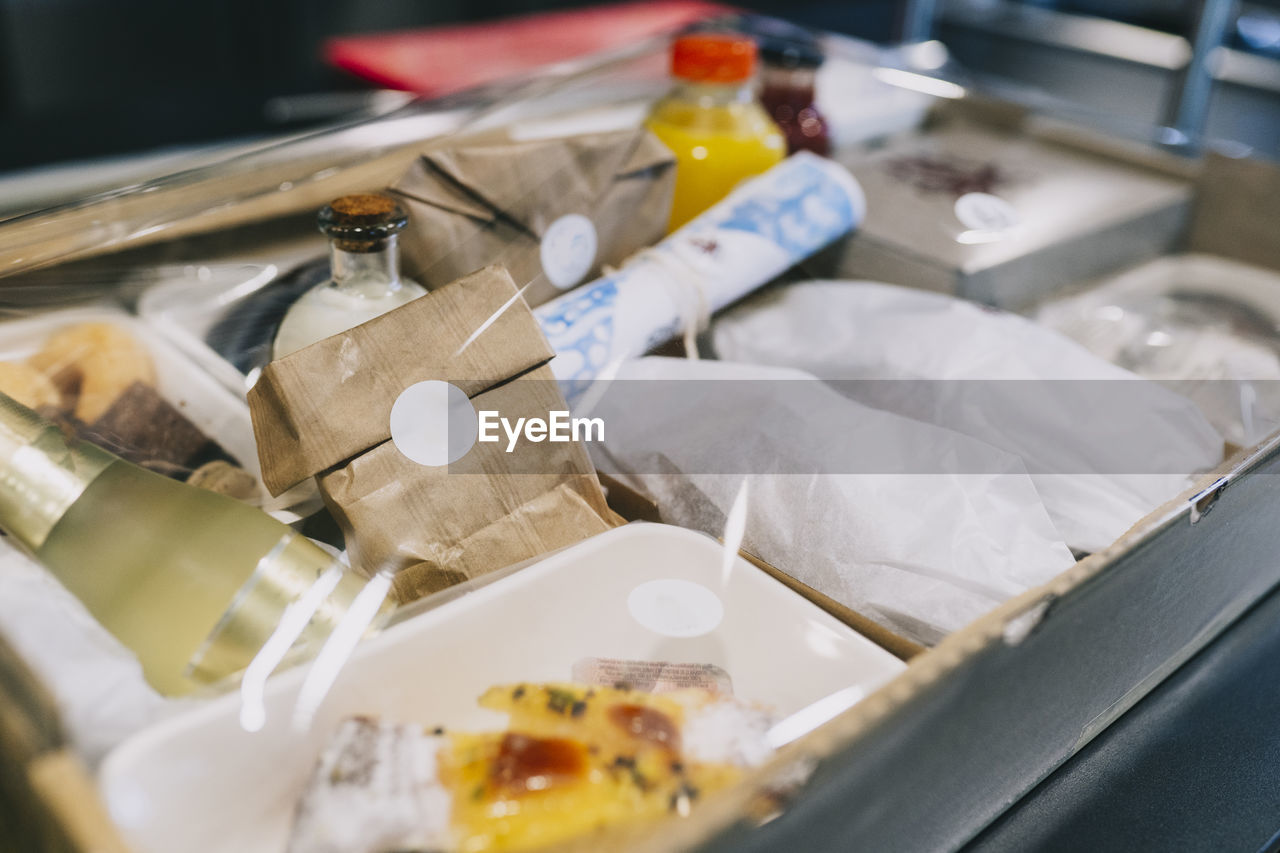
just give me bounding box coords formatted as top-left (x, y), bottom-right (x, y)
top-left (646, 33), bottom-right (786, 232)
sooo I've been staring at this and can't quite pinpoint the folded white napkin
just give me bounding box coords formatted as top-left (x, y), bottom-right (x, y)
top-left (712, 281), bottom-right (1224, 553)
top-left (589, 357), bottom-right (1076, 645)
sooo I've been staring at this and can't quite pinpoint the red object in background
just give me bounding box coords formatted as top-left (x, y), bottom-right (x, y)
top-left (324, 1), bottom-right (732, 96)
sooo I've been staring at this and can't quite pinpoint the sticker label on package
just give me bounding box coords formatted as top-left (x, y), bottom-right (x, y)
top-left (954, 192), bottom-right (1019, 233)
top-left (541, 213), bottom-right (598, 290)
top-left (571, 657), bottom-right (733, 696)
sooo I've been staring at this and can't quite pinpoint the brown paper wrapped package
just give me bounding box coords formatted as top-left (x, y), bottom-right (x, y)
top-left (389, 126), bottom-right (675, 307)
top-left (248, 265), bottom-right (618, 602)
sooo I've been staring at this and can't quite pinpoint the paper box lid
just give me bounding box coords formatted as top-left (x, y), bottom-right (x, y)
top-left (837, 110), bottom-right (1192, 279)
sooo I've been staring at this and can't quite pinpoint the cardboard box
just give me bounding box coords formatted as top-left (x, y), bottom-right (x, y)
top-left (1, 31), bottom-right (1279, 851)
top-left (810, 97), bottom-right (1197, 309)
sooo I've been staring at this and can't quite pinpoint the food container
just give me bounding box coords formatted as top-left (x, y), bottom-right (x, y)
top-left (0, 306), bottom-right (268, 500)
top-left (97, 523), bottom-right (906, 853)
top-left (1, 21), bottom-right (1280, 853)
top-left (809, 97), bottom-right (1197, 309)
top-left (1034, 253), bottom-right (1280, 446)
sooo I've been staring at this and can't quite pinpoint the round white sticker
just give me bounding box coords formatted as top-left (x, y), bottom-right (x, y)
top-left (954, 192), bottom-right (1020, 233)
top-left (627, 579), bottom-right (724, 638)
top-left (389, 380), bottom-right (477, 467)
top-left (540, 213), bottom-right (598, 290)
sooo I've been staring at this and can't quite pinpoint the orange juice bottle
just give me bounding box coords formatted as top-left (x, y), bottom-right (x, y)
top-left (646, 33), bottom-right (786, 232)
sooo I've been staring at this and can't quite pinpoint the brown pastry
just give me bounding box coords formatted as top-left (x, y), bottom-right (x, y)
top-left (28, 323), bottom-right (156, 421)
top-left (0, 362), bottom-right (61, 411)
top-left (85, 381), bottom-right (237, 475)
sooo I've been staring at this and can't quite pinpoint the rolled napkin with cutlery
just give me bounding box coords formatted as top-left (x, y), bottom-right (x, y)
top-left (535, 152), bottom-right (866, 403)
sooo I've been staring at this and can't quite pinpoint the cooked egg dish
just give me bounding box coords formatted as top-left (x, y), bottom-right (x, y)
top-left (288, 682), bottom-right (774, 853)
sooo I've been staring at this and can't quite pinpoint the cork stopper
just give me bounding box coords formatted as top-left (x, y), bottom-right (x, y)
top-left (318, 193), bottom-right (408, 252)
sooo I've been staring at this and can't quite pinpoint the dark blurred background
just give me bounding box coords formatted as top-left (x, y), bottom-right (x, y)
top-left (0, 0), bottom-right (891, 171)
top-left (1, 0), bottom-right (1278, 173)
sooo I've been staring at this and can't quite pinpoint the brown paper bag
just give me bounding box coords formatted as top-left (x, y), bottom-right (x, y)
top-left (248, 265), bottom-right (618, 601)
top-left (389, 126), bottom-right (675, 308)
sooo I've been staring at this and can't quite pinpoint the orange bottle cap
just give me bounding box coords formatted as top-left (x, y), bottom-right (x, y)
top-left (671, 33), bottom-right (757, 84)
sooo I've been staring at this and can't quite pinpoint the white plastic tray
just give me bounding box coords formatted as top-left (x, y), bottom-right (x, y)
top-left (99, 523), bottom-right (906, 853)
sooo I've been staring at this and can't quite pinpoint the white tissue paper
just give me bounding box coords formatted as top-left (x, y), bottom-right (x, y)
top-left (0, 540), bottom-right (171, 765)
top-left (711, 280), bottom-right (1225, 554)
top-left (588, 357), bottom-right (1076, 646)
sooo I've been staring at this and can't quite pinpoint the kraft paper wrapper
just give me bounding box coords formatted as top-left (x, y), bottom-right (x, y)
top-left (389, 126), bottom-right (675, 307)
top-left (321, 367), bottom-right (615, 602)
top-left (248, 264), bottom-right (617, 594)
top-left (249, 265), bottom-right (554, 495)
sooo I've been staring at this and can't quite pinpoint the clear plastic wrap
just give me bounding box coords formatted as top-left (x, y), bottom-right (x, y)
top-left (0, 19), bottom-right (1224, 853)
top-left (1035, 254), bottom-right (1280, 447)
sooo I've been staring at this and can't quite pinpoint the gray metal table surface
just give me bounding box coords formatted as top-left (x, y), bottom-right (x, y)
top-left (962, 574), bottom-right (1280, 853)
top-left (699, 572), bottom-right (1280, 852)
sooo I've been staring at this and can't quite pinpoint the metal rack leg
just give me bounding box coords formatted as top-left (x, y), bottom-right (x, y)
top-left (1162, 0), bottom-right (1240, 146)
top-left (900, 0), bottom-right (939, 43)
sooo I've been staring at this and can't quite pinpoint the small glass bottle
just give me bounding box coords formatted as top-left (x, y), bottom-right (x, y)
top-left (645, 33), bottom-right (786, 232)
top-left (759, 34), bottom-right (830, 157)
top-left (273, 193), bottom-right (427, 359)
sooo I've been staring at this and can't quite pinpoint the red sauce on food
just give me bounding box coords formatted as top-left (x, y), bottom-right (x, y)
top-left (607, 704), bottom-right (682, 753)
top-left (490, 733), bottom-right (587, 794)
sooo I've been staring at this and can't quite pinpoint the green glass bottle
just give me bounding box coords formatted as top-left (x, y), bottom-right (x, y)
top-left (0, 393), bottom-right (389, 696)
